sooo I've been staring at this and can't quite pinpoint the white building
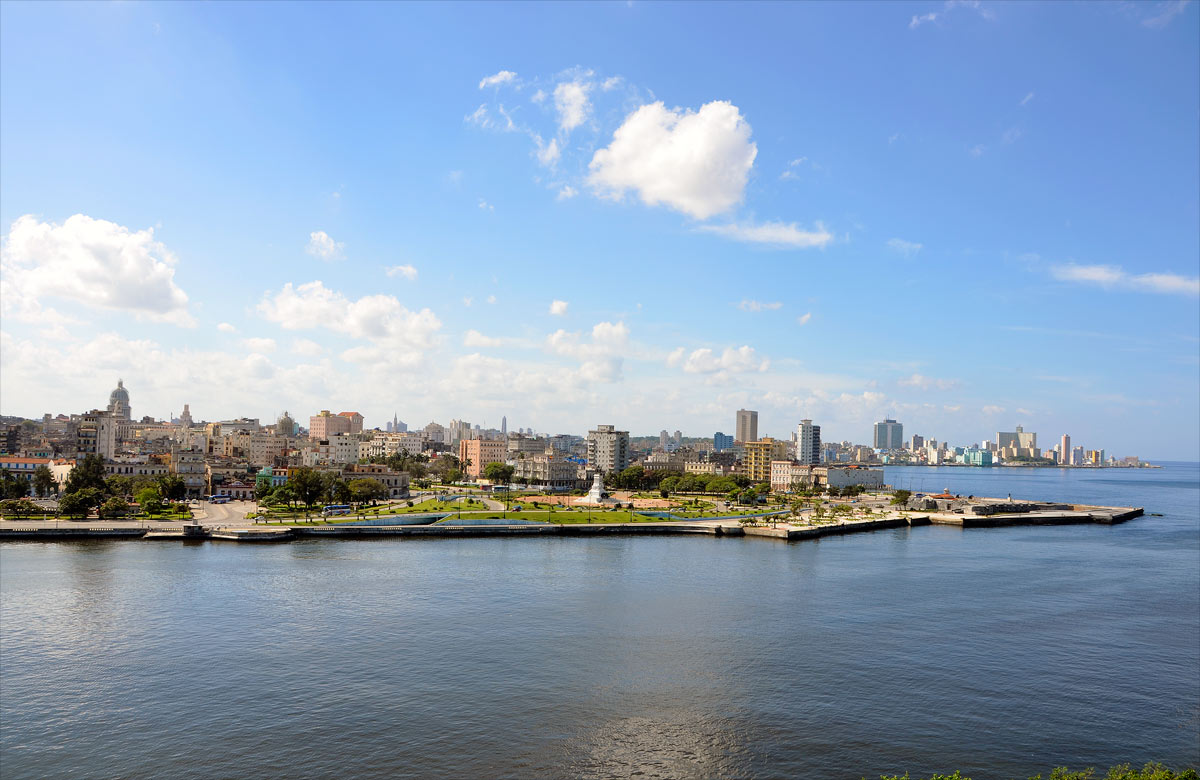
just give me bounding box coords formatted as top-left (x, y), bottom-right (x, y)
top-left (587, 424), bottom-right (630, 474)
top-left (796, 419), bottom-right (821, 465)
top-left (873, 418), bottom-right (904, 450)
top-left (735, 409), bottom-right (758, 443)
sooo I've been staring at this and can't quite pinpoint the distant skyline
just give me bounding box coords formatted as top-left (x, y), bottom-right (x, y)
top-left (1, 1), bottom-right (1198, 460)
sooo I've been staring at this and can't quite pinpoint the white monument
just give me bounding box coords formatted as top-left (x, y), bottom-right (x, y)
top-left (575, 473), bottom-right (617, 505)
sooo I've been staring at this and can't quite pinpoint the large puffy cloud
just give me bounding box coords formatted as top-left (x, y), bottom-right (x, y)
top-left (257, 281), bottom-right (441, 353)
top-left (546, 320), bottom-right (629, 382)
top-left (588, 100), bottom-right (757, 220)
top-left (668, 345), bottom-right (769, 379)
top-left (1, 214), bottom-right (193, 326)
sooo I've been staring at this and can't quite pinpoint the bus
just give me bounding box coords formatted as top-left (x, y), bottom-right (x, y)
top-left (322, 504), bottom-right (351, 516)
top-left (209, 496), bottom-right (231, 504)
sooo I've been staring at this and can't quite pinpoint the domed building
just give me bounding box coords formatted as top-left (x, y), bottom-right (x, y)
top-left (107, 379), bottom-right (131, 421)
top-left (277, 411), bottom-right (297, 437)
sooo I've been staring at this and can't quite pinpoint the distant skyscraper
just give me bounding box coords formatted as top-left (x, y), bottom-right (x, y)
top-left (797, 419), bottom-right (821, 465)
top-left (873, 418), bottom-right (904, 450)
top-left (659, 429), bottom-right (670, 448)
top-left (1060, 434), bottom-right (1071, 465)
top-left (713, 432), bottom-right (733, 452)
top-left (910, 433), bottom-right (924, 451)
top-left (501, 416), bottom-right (507, 437)
top-left (735, 409), bottom-right (758, 443)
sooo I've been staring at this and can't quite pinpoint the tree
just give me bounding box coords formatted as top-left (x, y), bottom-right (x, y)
top-left (157, 474), bottom-right (187, 501)
top-left (482, 462), bottom-right (514, 484)
top-left (288, 467), bottom-right (325, 509)
top-left (99, 496), bottom-right (129, 519)
top-left (59, 487), bottom-right (103, 518)
top-left (106, 475), bottom-right (134, 498)
top-left (1, 469), bottom-right (30, 499)
top-left (349, 478), bottom-right (387, 504)
top-left (890, 489), bottom-right (912, 506)
top-left (33, 465), bottom-right (58, 497)
top-left (136, 486), bottom-right (163, 515)
top-left (0, 498), bottom-right (35, 517)
top-left (444, 468), bottom-right (463, 484)
top-left (64, 454), bottom-right (107, 494)
top-left (428, 455), bottom-right (462, 482)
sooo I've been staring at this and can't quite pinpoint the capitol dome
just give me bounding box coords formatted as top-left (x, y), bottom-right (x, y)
top-left (109, 379), bottom-right (130, 406)
top-left (277, 410), bottom-right (296, 436)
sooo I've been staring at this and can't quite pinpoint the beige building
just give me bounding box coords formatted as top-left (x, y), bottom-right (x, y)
top-left (586, 424), bottom-right (630, 474)
top-left (459, 438), bottom-right (506, 480)
top-left (513, 451), bottom-right (581, 490)
top-left (735, 409), bottom-right (758, 443)
top-left (309, 410), bottom-right (363, 440)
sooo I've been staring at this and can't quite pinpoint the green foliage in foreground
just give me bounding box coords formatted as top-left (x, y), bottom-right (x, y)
top-left (872, 762), bottom-right (1198, 780)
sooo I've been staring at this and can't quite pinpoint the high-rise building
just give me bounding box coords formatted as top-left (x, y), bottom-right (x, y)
top-left (713, 432), bottom-right (734, 452)
top-left (910, 433), bottom-right (924, 451)
top-left (501, 416), bottom-right (507, 437)
top-left (459, 438), bottom-right (507, 480)
top-left (873, 418), bottom-right (904, 450)
top-left (1060, 434), bottom-right (1071, 465)
top-left (587, 424), bottom-right (630, 474)
top-left (735, 409), bottom-right (758, 443)
top-left (796, 419), bottom-right (821, 465)
top-left (179, 403), bottom-right (193, 428)
top-left (997, 425), bottom-right (1037, 452)
top-left (659, 430), bottom-right (670, 449)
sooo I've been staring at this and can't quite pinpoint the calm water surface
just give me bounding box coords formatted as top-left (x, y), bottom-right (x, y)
top-left (2, 464), bottom-right (1198, 779)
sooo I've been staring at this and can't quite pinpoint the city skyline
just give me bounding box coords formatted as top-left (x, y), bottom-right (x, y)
top-left (1, 2), bottom-right (1198, 460)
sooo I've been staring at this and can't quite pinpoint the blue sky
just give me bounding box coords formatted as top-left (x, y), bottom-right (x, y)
top-left (1, 0), bottom-right (1197, 459)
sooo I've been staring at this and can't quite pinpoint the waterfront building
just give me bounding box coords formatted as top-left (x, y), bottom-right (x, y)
top-left (796, 419), bottom-right (821, 465)
top-left (910, 434), bottom-right (924, 450)
top-left (1060, 434), bottom-right (1072, 465)
top-left (586, 425), bottom-right (630, 474)
top-left (743, 438), bottom-right (789, 482)
top-left (997, 425), bottom-right (1037, 454)
top-left (770, 460), bottom-right (814, 492)
top-left (512, 450), bottom-right (581, 490)
top-left (735, 409), bottom-right (758, 443)
top-left (459, 438), bottom-right (506, 480)
top-left (713, 432), bottom-right (734, 452)
top-left (873, 418), bottom-right (904, 450)
top-left (961, 448), bottom-right (994, 467)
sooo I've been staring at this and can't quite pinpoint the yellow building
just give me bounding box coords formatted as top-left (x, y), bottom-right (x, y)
top-left (742, 437), bottom-right (789, 483)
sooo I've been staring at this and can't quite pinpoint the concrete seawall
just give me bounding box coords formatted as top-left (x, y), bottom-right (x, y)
top-left (0, 506), bottom-right (1143, 543)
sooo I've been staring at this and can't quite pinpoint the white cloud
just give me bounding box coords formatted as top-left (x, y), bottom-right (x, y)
top-left (1, 214), bottom-right (194, 326)
top-left (385, 264), bottom-right (418, 280)
top-left (463, 329), bottom-right (503, 348)
top-left (479, 70), bottom-right (517, 89)
top-left (478, 199), bottom-right (494, 212)
top-left (1002, 127), bottom-right (1022, 144)
top-left (462, 297), bottom-right (473, 307)
top-left (549, 299), bottom-right (569, 316)
top-left (671, 345), bottom-right (769, 378)
top-left (697, 220), bottom-right (832, 248)
top-left (557, 185), bottom-right (578, 200)
top-left (738, 300), bottom-right (783, 312)
top-left (486, 295), bottom-right (497, 304)
top-left (1020, 91), bottom-right (1035, 106)
top-left (887, 238), bottom-right (923, 257)
top-left (910, 0), bottom-right (995, 29)
top-left (257, 281), bottom-right (442, 353)
top-left (1143, 0), bottom-right (1190, 28)
top-left (546, 320), bottom-right (629, 381)
top-left (531, 89), bottom-right (546, 104)
top-left (969, 144), bottom-right (986, 157)
top-left (554, 80), bottom-right (592, 133)
top-left (1050, 263), bottom-right (1200, 296)
top-left (797, 312), bottom-right (812, 326)
top-left (535, 135), bottom-right (561, 167)
top-left (588, 100), bottom-right (757, 220)
top-left (217, 322), bottom-right (237, 333)
top-left (291, 338), bottom-right (323, 357)
top-left (242, 337), bottom-right (277, 353)
top-left (306, 230), bottom-right (344, 261)
top-left (888, 133), bottom-right (901, 145)
top-left (898, 373), bottom-right (960, 390)
top-left (601, 76), bottom-right (623, 91)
